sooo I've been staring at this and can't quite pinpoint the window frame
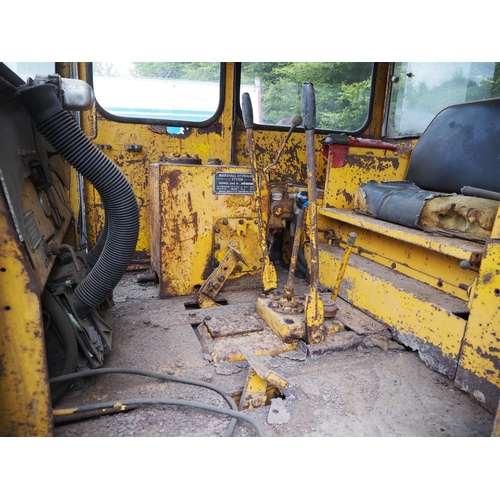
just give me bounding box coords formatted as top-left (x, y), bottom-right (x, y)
top-left (87, 62), bottom-right (226, 128)
top-left (383, 62), bottom-right (500, 139)
top-left (235, 62), bottom-right (377, 135)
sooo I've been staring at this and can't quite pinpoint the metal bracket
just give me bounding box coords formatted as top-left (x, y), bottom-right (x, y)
top-left (197, 243), bottom-right (249, 308)
top-left (239, 348), bottom-right (288, 410)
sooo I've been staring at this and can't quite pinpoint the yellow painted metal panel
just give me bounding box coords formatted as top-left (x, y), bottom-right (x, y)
top-left (455, 239), bottom-right (500, 411)
top-left (322, 147), bottom-right (412, 209)
top-left (319, 243), bottom-right (468, 378)
top-left (150, 164), bottom-right (260, 297)
top-left (317, 213), bottom-right (478, 300)
top-left (84, 64), bottom-right (238, 264)
top-left (320, 208), bottom-right (484, 262)
top-left (0, 191), bottom-right (52, 436)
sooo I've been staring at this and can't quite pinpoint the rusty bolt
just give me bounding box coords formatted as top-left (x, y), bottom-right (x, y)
top-left (239, 219), bottom-right (244, 225)
top-left (214, 243), bottom-right (221, 250)
top-left (252, 398), bottom-right (263, 408)
top-left (218, 275), bottom-right (225, 282)
top-left (235, 265), bottom-right (242, 272)
top-left (222, 219), bottom-right (228, 225)
top-left (259, 258), bottom-right (264, 262)
top-left (215, 228), bottom-right (220, 233)
top-left (252, 266), bottom-right (257, 270)
top-left (391, 263), bottom-right (396, 269)
top-left (212, 282), bottom-right (220, 289)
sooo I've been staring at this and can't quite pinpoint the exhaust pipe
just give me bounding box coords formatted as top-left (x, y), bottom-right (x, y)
top-left (17, 83), bottom-right (139, 316)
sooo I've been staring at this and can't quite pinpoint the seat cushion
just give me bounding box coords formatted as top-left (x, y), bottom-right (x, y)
top-left (355, 181), bottom-right (499, 241)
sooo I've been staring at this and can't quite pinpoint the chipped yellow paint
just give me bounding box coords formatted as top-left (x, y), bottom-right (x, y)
top-left (318, 210), bottom-right (480, 300)
top-left (322, 147), bottom-right (412, 209)
top-left (319, 244), bottom-right (468, 361)
top-left (150, 163), bottom-right (260, 297)
top-left (53, 408), bottom-right (76, 416)
top-left (490, 203), bottom-right (500, 239)
top-left (456, 239), bottom-right (500, 407)
top-left (0, 192), bottom-right (52, 437)
top-left (319, 207), bottom-right (483, 260)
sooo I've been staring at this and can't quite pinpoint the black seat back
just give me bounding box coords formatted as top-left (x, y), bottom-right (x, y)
top-left (405, 98), bottom-right (500, 194)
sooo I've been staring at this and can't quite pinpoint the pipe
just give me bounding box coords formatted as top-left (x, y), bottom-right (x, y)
top-left (50, 367), bottom-right (241, 436)
top-left (461, 186), bottom-right (500, 202)
top-left (17, 83), bottom-right (139, 316)
top-left (86, 207), bottom-right (109, 268)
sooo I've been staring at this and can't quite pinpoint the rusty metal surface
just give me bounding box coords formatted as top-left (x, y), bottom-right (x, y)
top-left (203, 312), bottom-right (266, 338)
top-left (319, 244), bottom-right (469, 380)
top-left (213, 218), bottom-right (261, 273)
top-left (197, 244), bottom-right (248, 307)
top-left (0, 189), bottom-right (53, 436)
top-left (256, 294), bottom-right (307, 343)
top-left (283, 206), bottom-right (305, 300)
top-left (149, 163), bottom-right (259, 298)
top-left (454, 238), bottom-right (500, 411)
top-left (196, 317), bottom-right (296, 364)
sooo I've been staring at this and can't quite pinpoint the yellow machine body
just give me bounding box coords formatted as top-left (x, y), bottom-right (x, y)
top-left (1, 61), bottom-right (500, 436)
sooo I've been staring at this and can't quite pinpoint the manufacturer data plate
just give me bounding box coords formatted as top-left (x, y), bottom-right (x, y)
top-left (213, 172), bottom-right (254, 195)
top-left (23, 210), bottom-right (43, 250)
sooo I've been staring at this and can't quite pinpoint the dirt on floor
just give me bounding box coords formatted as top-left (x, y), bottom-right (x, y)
top-left (53, 269), bottom-right (495, 438)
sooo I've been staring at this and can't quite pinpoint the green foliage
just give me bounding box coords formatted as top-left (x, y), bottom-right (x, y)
top-left (389, 62), bottom-right (500, 135)
top-left (242, 62), bottom-right (373, 131)
top-left (131, 62), bottom-right (220, 82)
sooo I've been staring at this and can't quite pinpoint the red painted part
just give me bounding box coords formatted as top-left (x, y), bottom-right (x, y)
top-left (347, 137), bottom-right (397, 150)
top-left (321, 138), bottom-right (397, 168)
top-left (323, 144), bottom-right (347, 168)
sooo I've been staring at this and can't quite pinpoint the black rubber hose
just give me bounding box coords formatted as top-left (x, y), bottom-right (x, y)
top-left (17, 84), bottom-right (139, 316)
top-left (49, 367), bottom-right (240, 436)
top-left (86, 205), bottom-right (109, 268)
top-left (54, 398), bottom-right (265, 437)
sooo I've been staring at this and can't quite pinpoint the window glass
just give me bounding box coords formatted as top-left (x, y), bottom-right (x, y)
top-left (240, 62), bottom-right (374, 131)
top-left (4, 62), bottom-right (55, 82)
top-left (387, 62), bottom-right (500, 137)
top-left (92, 62), bottom-right (221, 123)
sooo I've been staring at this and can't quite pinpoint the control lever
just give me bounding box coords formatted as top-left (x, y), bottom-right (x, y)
top-left (302, 83), bottom-right (326, 344)
top-left (282, 192), bottom-right (308, 303)
top-left (241, 92), bottom-right (278, 293)
top-left (264, 114), bottom-right (303, 173)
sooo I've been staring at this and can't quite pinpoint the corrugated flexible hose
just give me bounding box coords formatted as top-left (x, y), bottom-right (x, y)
top-left (17, 83), bottom-right (139, 316)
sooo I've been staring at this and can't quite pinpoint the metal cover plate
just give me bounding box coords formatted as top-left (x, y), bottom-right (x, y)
top-left (204, 313), bottom-right (266, 338)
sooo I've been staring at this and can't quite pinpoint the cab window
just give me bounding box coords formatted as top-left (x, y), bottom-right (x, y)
top-left (386, 62), bottom-right (500, 137)
top-left (240, 62), bottom-right (374, 132)
top-left (91, 62), bottom-right (222, 125)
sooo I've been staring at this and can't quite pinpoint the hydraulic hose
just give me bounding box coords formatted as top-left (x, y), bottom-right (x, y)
top-left (50, 367), bottom-right (252, 437)
top-left (53, 398), bottom-right (265, 437)
top-left (17, 84), bottom-right (139, 316)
